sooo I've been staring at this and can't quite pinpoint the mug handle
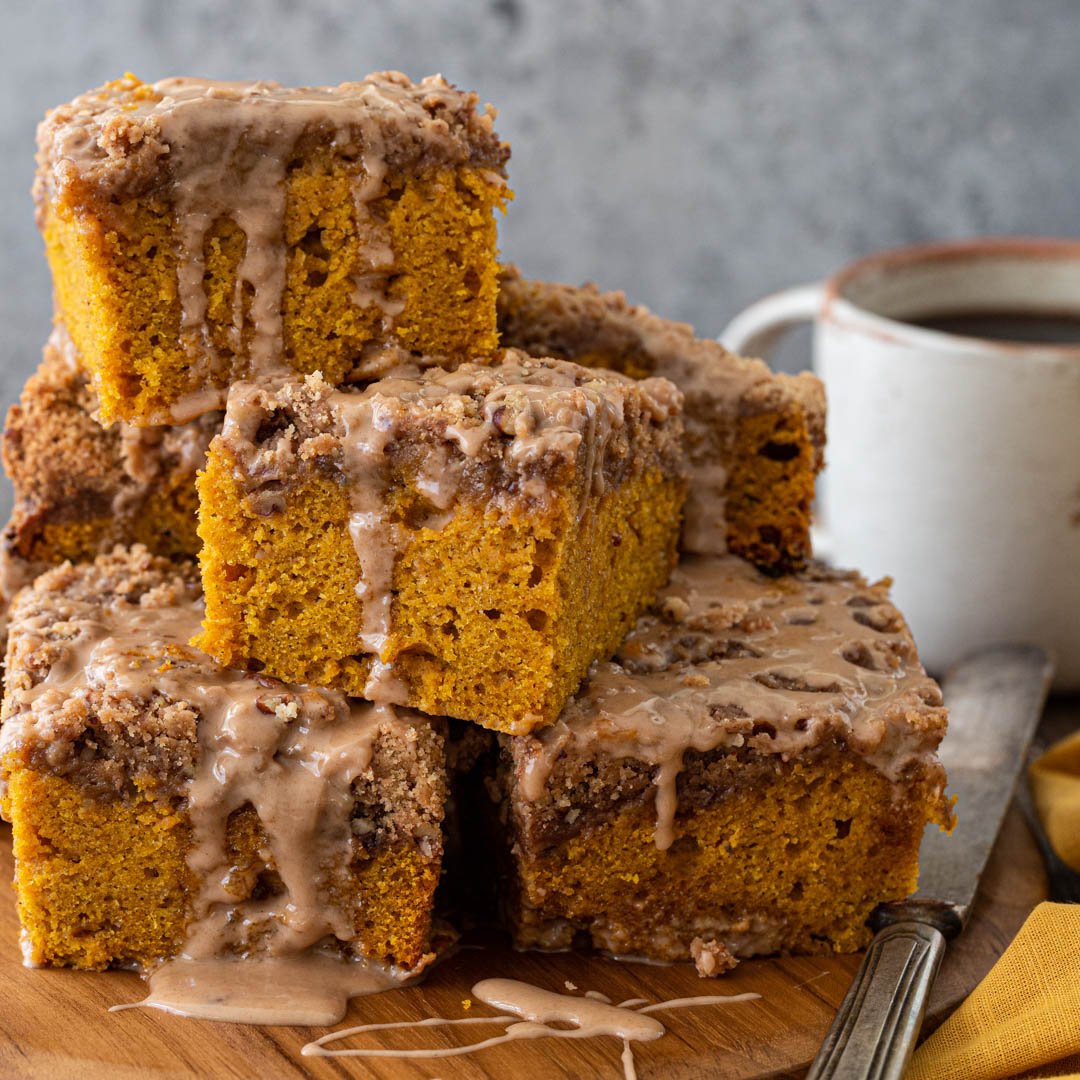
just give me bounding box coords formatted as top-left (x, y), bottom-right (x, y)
top-left (719, 283), bottom-right (826, 358)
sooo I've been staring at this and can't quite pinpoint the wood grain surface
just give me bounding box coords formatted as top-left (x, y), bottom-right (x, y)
top-left (0, 800), bottom-right (1046, 1080)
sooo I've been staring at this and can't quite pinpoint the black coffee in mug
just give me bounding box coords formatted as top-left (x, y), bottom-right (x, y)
top-left (909, 309), bottom-right (1080, 344)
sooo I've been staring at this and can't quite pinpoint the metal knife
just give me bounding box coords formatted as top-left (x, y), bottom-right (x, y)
top-left (807, 643), bottom-right (1054, 1080)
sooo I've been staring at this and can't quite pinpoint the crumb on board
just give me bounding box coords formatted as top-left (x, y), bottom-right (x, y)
top-left (690, 936), bottom-right (740, 978)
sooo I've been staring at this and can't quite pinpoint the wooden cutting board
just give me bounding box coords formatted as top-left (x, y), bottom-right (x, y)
top-left (0, 804), bottom-right (1045, 1080)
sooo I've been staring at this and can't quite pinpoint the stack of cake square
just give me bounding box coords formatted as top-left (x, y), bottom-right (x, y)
top-left (0, 72), bottom-right (951, 984)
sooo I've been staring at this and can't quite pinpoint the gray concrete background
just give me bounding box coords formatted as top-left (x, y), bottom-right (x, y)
top-left (1, 0), bottom-right (1078, 479)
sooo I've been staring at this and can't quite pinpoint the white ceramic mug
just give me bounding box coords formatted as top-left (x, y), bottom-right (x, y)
top-left (720, 238), bottom-right (1080, 689)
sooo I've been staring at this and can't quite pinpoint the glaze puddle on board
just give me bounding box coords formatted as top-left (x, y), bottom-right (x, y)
top-left (110, 953), bottom-right (418, 1026)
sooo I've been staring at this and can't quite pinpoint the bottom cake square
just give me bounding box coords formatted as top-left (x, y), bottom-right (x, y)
top-left (493, 555), bottom-right (953, 969)
top-left (0, 546), bottom-right (446, 973)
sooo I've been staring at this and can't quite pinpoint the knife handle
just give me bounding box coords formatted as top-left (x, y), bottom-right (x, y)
top-left (806, 919), bottom-right (946, 1080)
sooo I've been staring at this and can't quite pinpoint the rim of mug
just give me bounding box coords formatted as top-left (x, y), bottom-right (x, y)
top-left (822, 236), bottom-right (1080, 358)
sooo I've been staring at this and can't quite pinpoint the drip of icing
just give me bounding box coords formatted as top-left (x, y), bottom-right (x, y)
top-left (179, 676), bottom-right (384, 960)
top-left (112, 412), bottom-right (219, 527)
top-left (340, 393), bottom-right (410, 703)
top-left (336, 362), bottom-right (622, 699)
top-left (638, 994), bottom-right (759, 1014)
top-left (117, 418), bottom-right (215, 488)
top-left (157, 385), bottom-right (234, 427)
top-left (10, 599), bottom-right (387, 960)
top-left (174, 90), bottom-right (392, 374)
top-left (159, 84), bottom-right (401, 416)
top-left (631, 319), bottom-right (761, 557)
top-left (678, 453), bottom-right (729, 555)
top-left (302, 977), bottom-right (760, 1080)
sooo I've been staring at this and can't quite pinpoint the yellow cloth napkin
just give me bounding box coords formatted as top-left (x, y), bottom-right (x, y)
top-left (906, 733), bottom-right (1080, 1079)
top-left (1030, 729), bottom-right (1080, 872)
top-left (906, 903), bottom-right (1080, 1079)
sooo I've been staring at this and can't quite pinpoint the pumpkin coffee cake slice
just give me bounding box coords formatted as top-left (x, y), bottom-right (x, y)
top-left (196, 352), bottom-right (687, 735)
top-left (497, 268), bottom-right (825, 571)
top-left (35, 72), bottom-right (510, 425)
top-left (2, 326), bottom-right (218, 600)
top-left (492, 554), bottom-right (953, 970)
top-left (0, 546), bottom-right (446, 974)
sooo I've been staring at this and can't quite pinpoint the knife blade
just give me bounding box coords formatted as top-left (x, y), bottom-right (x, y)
top-left (913, 644), bottom-right (1054, 925)
top-left (807, 643), bottom-right (1054, 1080)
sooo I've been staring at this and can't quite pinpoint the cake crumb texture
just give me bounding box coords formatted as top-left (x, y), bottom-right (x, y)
top-left (690, 936), bottom-right (739, 978)
top-left (506, 751), bottom-right (943, 960)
